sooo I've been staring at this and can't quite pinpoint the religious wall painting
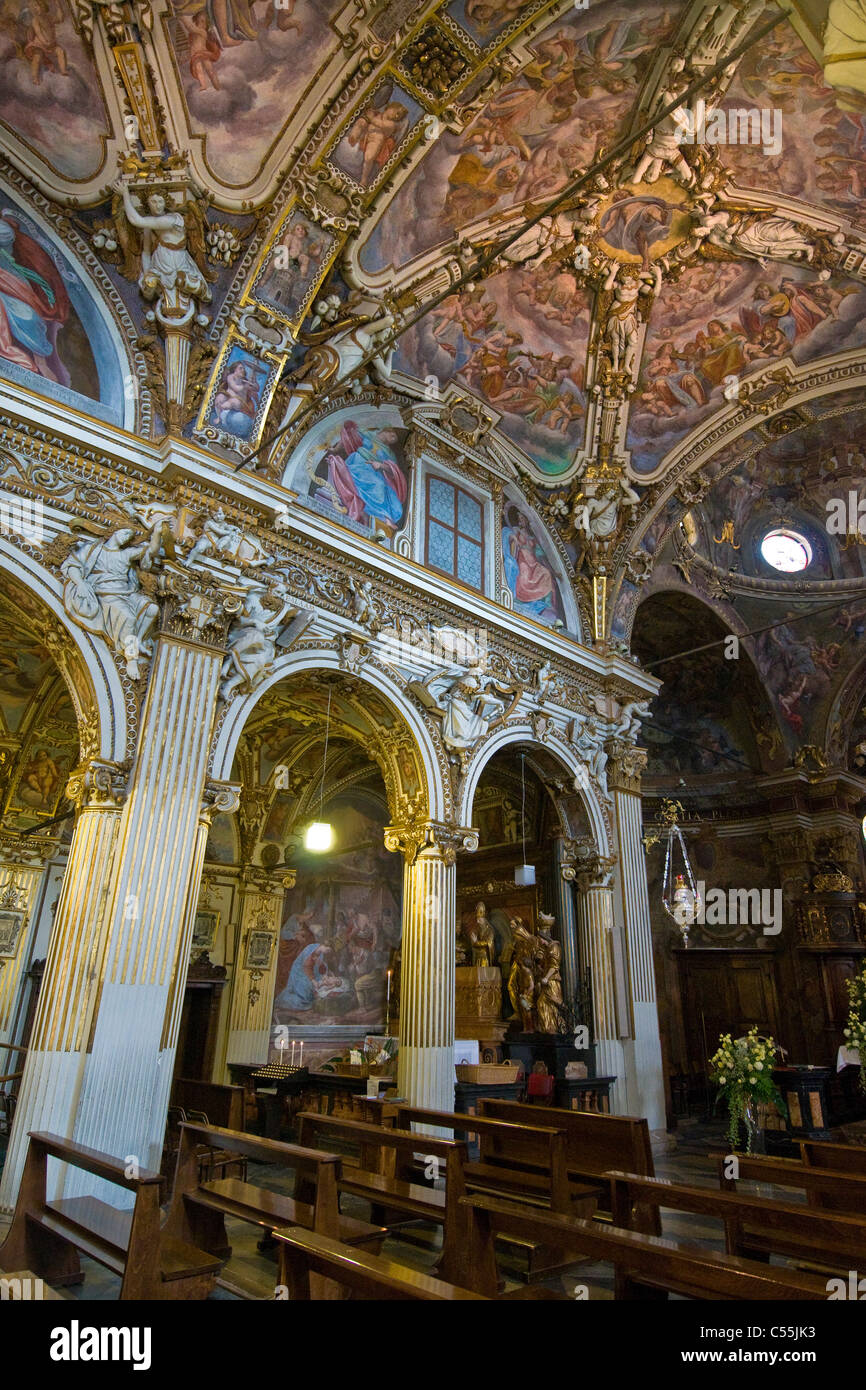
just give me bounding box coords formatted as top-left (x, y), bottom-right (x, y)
top-left (165, 0), bottom-right (343, 185)
top-left (8, 737), bottom-right (73, 817)
top-left (0, 190), bottom-right (126, 424)
top-left (719, 21), bottom-right (866, 230)
top-left (192, 908), bottom-right (219, 952)
top-left (0, 907), bottom-right (26, 958)
top-left (328, 79), bottom-right (424, 191)
top-left (596, 180), bottom-right (694, 268)
top-left (397, 262), bottom-right (589, 473)
top-left (196, 335), bottom-right (280, 450)
top-left (247, 207), bottom-right (336, 330)
top-left (283, 404), bottom-right (410, 539)
top-left (359, 0), bottom-right (679, 275)
top-left (0, 623), bottom-right (55, 736)
top-left (501, 502), bottom-right (565, 627)
top-left (272, 796), bottom-right (401, 1029)
top-left (628, 258), bottom-right (866, 474)
top-left (0, 0), bottom-right (109, 180)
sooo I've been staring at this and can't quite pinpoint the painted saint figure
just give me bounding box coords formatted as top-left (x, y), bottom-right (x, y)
top-left (321, 421), bottom-right (407, 533)
top-left (503, 509), bottom-right (561, 624)
top-left (0, 212), bottom-right (70, 384)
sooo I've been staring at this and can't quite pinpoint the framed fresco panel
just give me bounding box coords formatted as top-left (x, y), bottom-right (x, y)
top-left (0, 909), bottom-right (26, 958)
top-left (245, 929), bottom-right (275, 971)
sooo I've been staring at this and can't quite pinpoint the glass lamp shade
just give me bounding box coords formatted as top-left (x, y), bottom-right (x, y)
top-left (514, 864), bottom-right (536, 887)
top-left (304, 821), bottom-right (333, 853)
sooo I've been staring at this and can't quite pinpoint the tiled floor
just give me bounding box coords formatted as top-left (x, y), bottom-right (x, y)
top-left (0, 1118), bottom-right (803, 1301)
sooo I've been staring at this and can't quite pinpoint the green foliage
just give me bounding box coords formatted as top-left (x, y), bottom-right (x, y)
top-left (708, 1025), bottom-right (786, 1153)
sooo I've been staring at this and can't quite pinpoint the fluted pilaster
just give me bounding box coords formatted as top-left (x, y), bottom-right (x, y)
top-left (0, 762), bottom-right (127, 1210)
top-left (576, 861), bottom-right (625, 1101)
top-left (63, 629), bottom-right (226, 1202)
top-left (552, 837), bottom-right (580, 1003)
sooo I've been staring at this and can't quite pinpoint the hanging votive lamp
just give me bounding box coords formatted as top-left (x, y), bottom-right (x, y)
top-left (305, 686), bottom-right (333, 854)
top-left (514, 752), bottom-right (535, 887)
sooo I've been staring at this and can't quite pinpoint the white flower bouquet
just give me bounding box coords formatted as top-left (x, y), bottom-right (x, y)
top-left (708, 1025), bottom-right (786, 1152)
top-left (843, 963), bottom-right (866, 1091)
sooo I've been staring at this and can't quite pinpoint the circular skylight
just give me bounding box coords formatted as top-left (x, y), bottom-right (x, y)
top-left (760, 529), bottom-right (812, 573)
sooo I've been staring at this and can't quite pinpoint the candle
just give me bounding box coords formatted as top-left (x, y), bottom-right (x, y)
top-left (291, 1040), bottom-right (296, 1067)
top-left (299, 1041), bottom-right (304, 1067)
top-left (279, 1036), bottom-right (286, 1063)
top-left (386, 969), bottom-right (392, 1004)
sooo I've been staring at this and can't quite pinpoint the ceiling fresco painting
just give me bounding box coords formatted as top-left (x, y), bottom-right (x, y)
top-left (164, 0), bottom-right (345, 185)
top-left (0, 0), bottom-right (110, 181)
top-left (359, 0), bottom-right (681, 274)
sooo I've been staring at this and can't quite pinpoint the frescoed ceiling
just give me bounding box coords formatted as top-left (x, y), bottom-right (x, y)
top-left (3, 0), bottom-right (866, 779)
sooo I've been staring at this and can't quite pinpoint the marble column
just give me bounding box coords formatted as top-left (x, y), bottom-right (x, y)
top-left (225, 867), bottom-right (295, 1067)
top-left (552, 836), bottom-right (580, 1003)
top-left (385, 819), bottom-right (477, 1115)
top-left (607, 740), bottom-right (666, 1132)
top-left (575, 857), bottom-right (626, 1099)
top-left (0, 760), bottom-right (127, 1211)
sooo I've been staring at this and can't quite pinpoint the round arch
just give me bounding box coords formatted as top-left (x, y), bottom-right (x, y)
top-left (458, 722), bottom-right (611, 857)
top-left (210, 648), bottom-right (448, 821)
top-left (0, 540), bottom-right (126, 763)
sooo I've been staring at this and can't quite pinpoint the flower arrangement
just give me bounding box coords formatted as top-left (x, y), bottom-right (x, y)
top-left (708, 1026), bottom-right (786, 1152)
top-left (843, 963), bottom-right (866, 1090)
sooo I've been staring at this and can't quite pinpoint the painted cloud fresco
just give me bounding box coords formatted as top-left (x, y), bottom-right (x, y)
top-left (360, 0), bottom-right (681, 274)
top-left (445, 0), bottom-right (542, 49)
top-left (167, 0), bottom-right (342, 185)
top-left (0, 0), bottom-right (109, 180)
top-left (720, 22), bottom-right (866, 230)
top-left (397, 260), bottom-right (590, 472)
top-left (628, 259), bottom-right (866, 474)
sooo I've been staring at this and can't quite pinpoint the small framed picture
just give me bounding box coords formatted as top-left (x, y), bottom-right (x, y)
top-left (192, 908), bottom-right (219, 953)
top-left (245, 929), bottom-right (275, 971)
top-left (0, 909), bottom-right (26, 958)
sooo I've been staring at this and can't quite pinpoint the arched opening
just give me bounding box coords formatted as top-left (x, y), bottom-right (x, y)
top-left (194, 663), bottom-right (437, 1103)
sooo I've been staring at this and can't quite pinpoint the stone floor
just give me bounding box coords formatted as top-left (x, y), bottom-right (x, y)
top-left (0, 1117), bottom-right (802, 1301)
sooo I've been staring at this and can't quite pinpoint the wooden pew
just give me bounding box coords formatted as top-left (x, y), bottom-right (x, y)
top-left (0, 1131), bottom-right (221, 1300)
top-left (716, 1151), bottom-right (866, 1215)
top-left (172, 1078), bottom-right (245, 1132)
top-left (609, 1169), bottom-right (866, 1276)
top-left (163, 1121), bottom-right (385, 1298)
top-left (273, 1227), bottom-right (489, 1301)
top-left (478, 1097), bottom-right (659, 1231)
top-left (393, 1104), bottom-right (598, 1216)
top-left (296, 1110), bottom-right (468, 1283)
top-left (457, 1194), bottom-right (831, 1301)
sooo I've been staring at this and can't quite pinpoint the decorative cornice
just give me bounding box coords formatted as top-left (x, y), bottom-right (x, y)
top-left (383, 817), bottom-right (479, 864)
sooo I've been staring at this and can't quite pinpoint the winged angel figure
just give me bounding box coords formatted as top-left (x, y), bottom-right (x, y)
top-left (111, 178), bottom-right (214, 323)
top-left (409, 659), bottom-right (520, 757)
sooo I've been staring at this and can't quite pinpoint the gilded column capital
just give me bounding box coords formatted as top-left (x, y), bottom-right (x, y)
top-left (384, 818), bottom-right (479, 864)
top-left (241, 864), bottom-right (296, 893)
top-left (65, 758), bottom-right (129, 811)
top-left (157, 567), bottom-right (241, 651)
top-left (604, 738), bottom-right (648, 793)
top-left (571, 851), bottom-right (618, 893)
top-left (200, 778), bottom-right (242, 826)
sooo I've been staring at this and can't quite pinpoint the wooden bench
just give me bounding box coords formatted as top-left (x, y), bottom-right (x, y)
top-left (296, 1110), bottom-right (469, 1283)
top-left (609, 1169), bottom-right (866, 1276)
top-left (393, 1104), bottom-right (598, 1216)
top-left (716, 1151), bottom-right (866, 1216)
top-left (457, 1194), bottom-right (831, 1301)
top-left (163, 1121), bottom-right (385, 1299)
top-left (0, 1131), bottom-right (221, 1300)
top-left (272, 1227), bottom-right (489, 1301)
top-left (478, 1097), bottom-right (658, 1230)
top-left (800, 1138), bottom-right (866, 1201)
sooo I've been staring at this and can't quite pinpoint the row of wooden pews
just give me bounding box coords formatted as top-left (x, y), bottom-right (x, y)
top-left (3, 1102), bottom-right (866, 1300)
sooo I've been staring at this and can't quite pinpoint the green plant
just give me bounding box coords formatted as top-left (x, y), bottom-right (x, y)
top-left (843, 963), bottom-right (866, 1091)
top-left (708, 1026), bottom-right (786, 1153)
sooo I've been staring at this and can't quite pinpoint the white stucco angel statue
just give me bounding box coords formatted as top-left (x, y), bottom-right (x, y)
top-left (409, 659), bottom-right (517, 753)
top-left (61, 528), bottom-right (159, 678)
top-left (574, 473), bottom-right (641, 543)
top-left (612, 698), bottom-right (652, 741)
top-left (113, 177), bottom-right (213, 321)
top-left (220, 584), bottom-right (298, 702)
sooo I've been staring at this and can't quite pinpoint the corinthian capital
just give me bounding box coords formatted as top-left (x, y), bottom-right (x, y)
top-left (384, 818), bottom-right (479, 864)
top-left (574, 853), bottom-right (618, 893)
top-left (604, 738), bottom-right (648, 793)
top-left (65, 758), bottom-right (129, 811)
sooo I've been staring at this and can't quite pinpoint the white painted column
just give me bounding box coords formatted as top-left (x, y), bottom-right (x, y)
top-left (225, 868), bottom-right (294, 1067)
top-left (0, 761), bottom-right (127, 1211)
top-left (66, 617), bottom-right (229, 1197)
top-left (386, 820), bottom-right (476, 1114)
top-left (608, 742), bottom-right (666, 1133)
top-left (575, 864), bottom-right (626, 1102)
top-left (0, 850), bottom-right (49, 1054)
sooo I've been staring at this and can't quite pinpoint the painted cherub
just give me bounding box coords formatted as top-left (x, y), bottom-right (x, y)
top-left (347, 100), bottom-right (410, 185)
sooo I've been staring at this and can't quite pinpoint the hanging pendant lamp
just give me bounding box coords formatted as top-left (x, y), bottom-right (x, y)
top-left (514, 752), bottom-right (536, 886)
top-left (305, 685), bottom-right (333, 853)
